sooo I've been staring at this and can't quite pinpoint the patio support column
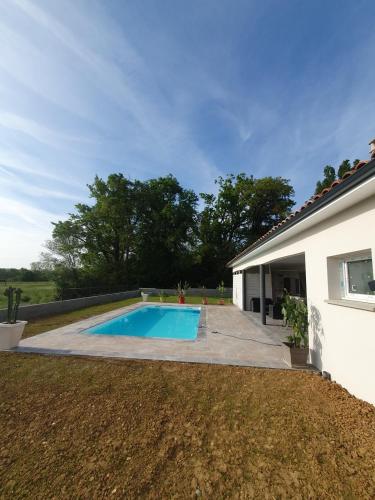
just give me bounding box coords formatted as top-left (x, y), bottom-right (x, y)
top-left (242, 270), bottom-right (246, 310)
top-left (260, 264), bottom-right (266, 325)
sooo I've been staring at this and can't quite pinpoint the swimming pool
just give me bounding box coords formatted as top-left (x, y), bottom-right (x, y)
top-left (84, 305), bottom-right (201, 340)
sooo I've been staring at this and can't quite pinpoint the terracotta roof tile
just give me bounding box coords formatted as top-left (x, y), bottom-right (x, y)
top-left (331, 179), bottom-right (341, 188)
top-left (354, 160), bottom-right (367, 170)
top-left (342, 170), bottom-right (352, 179)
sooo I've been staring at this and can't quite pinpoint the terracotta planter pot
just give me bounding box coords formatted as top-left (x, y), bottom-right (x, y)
top-left (218, 298), bottom-right (225, 305)
top-left (178, 296), bottom-right (185, 304)
top-left (202, 298), bottom-right (208, 305)
top-left (284, 343), bottom-right (309, 367)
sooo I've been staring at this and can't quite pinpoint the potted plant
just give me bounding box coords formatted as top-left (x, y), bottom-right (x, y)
top-left (281, 292), bottom-right (309, 366)
top-left (176, 281), bottom-right (189, 304)
top-left (0, 287), bottom-right (27, 350)
top-left (217, 281), bottom-right (225, 305)
top-left (159, 289), bottom-right (166, 302)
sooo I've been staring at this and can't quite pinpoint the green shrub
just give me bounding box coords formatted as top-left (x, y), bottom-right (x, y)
top-left (3, 287), bottom-right (22, 324)
top-left (282, 292), bottom-right (308, 348)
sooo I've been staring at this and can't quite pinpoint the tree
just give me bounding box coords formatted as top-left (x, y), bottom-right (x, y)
top-left (53, 174), bottom-right (137, 288)
top-left (133, 175), bottom-right (198, 286)
top-left (41, 173), bottom-right (198, 290)
top-left (315, 165), bottom-right (336, 194)
top-left (337, 159), bottom-right (351, 179)
top-left (197, 174), bottom-right (295, 285)
top-left (315, 159), bottom-right (360, 195)
top-left (353, 159), bottom-right (360, 168)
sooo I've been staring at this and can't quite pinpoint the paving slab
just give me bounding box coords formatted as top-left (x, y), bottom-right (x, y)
top-left (13, 302), bottom-right (291, 369)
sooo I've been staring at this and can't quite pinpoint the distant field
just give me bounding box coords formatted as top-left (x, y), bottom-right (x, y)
top-left (0, 282), bottom-right (56, 308)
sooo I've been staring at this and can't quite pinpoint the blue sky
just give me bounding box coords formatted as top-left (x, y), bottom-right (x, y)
top-left (1, 0), bottom-right (375, 267)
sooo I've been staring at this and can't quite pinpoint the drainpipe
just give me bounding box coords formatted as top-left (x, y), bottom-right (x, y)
top-left (260, 264), bottom-right (266, 325)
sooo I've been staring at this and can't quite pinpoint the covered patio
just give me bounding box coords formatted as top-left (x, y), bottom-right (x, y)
top-left (238, 253), bottom-right (306, 325)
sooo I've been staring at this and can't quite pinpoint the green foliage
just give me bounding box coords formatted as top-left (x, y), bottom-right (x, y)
top-left (315, 165), bottom-right (335, 194)
top-left (337, 159), bottom-right (351, 179)
top-left (176, 281), bottom-right (190, 297)
top-left (133, 175), bottom-right (198, 287)
top-left (217, 280), bottom-right (225, 297)
top-left (44, 174), bottom-right (198, 290)
top-left (32, 172), bottom-right (295, 290)
top-left (315, 159), bottom-right (359, 195)
top-left (281, 292), bottom-right (308, 348)
top-left (4, 287), bottom-right (22, 324)
top-left (0, 267), bottom-right (52, 282)
top-left (198, 174), bottom-right (295, 285)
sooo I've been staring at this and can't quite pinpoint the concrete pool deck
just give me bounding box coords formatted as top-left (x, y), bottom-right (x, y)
top-left (14, 302), bottom-right (293, 369)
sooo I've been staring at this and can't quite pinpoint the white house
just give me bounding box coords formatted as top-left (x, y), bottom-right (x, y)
top-left (228, 140), bottom-right (375, 405)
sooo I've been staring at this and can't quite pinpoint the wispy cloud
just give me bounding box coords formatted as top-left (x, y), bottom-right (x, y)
top-left (0, 149), bottom-right (81, 186)
top-left (0, 112), bottom-right (94, 147)
top-left (0, 196), bottom-right (65, 266)
top-left (1, 176), bottom-right (81, 202)
top-left (0, 196), bottom-right (63, 228)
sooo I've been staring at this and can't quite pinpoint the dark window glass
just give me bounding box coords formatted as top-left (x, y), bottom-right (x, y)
top-left (347, 259), bottom-right (374, 295)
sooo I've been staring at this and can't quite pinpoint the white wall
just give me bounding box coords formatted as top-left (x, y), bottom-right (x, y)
top-left (232, 194), bottom-right (375, 405)
top-left (244, 272), bottom-right (272, 310)
top-left (232, 272), bottom-right (243, 309)
top-left (232, 270), bottom-right (272, 310)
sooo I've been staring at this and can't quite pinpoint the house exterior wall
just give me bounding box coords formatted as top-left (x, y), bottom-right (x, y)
top-left (233, 271), bottom-right (272, 310)
top-left (244, 272), bottom-right (272, 310)
top-left (232, 272), bottom-right (243, 309)
top-left (232, 195), bottom-right (375, 405)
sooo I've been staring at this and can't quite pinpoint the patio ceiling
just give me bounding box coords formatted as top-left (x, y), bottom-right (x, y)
top-left (244, 253), bottom-right (306, 272)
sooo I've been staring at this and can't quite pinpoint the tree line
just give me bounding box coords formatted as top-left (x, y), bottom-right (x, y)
top-left (32, 172), bottom-right (295, 291)
top-left (0, 267), bottom-right (52, 283)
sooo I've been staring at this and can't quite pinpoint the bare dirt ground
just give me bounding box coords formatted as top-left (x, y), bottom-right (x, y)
top-left (0, 353), bottom-right (374, 499)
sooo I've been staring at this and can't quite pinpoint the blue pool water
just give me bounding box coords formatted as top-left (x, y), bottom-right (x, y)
top-left (84, 305), bottom-right (201, 340)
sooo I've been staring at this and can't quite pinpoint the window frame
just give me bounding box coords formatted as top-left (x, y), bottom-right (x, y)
top-left (341, 254), bottom-right (375, 303)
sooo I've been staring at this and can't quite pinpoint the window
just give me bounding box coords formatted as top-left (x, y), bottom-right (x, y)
top-left (342, 255), bottom-right (375, 302)
top-left (283, 277), bottom-right (291, 292)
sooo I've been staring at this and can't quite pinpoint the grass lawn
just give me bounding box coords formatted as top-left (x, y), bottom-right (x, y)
top-left (0, 281), bottom-right (56, 308)
top-left (0, 353), bottom-right (374, 498)
top-left (22, 295), bottom-right (229, 339)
